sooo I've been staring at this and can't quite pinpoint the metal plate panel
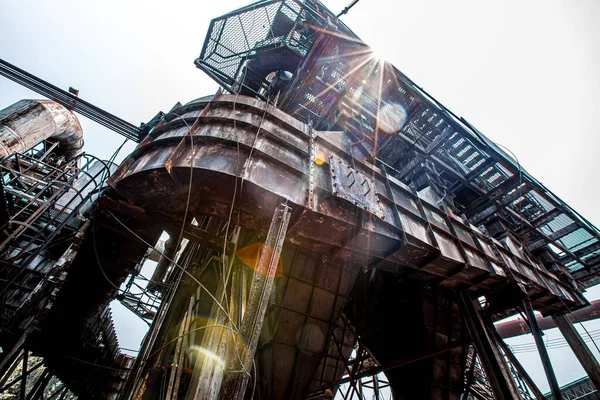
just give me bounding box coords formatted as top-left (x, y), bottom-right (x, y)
top-left (329, 155), bottom-right (383, 218)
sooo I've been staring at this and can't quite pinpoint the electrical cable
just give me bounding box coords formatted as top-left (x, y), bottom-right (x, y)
top-left (170, 103), bottom-right (258, 382)
top-left (92, 137), bottom-right (145, 292)
top-left (508, 329), bottom-right (600, 352)
top-left (107, 210), bottom-right (253, 379)
top-left (146, 323), bottom-right (239, 360)
top-left (93, 139), bottom-right (131, 290)
top-left (89, 8), bottom-right (268, 387)
top-left (217, 8), bottom-right (265, 394)
top-left (222, 1), bottom-right (259, 302)
top-left (126, 87), bottom-right (270, 394)
top-left (554, 294), bottom-right (600, 355)
top-left (90, 136), bottom-right (176, 332)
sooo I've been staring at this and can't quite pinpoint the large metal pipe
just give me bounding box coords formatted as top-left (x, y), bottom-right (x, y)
top-left (0, 99), bottom-right (84, 159)
top-left (147, 236), bottom-right (178, 293)
top-left (496, 299), bottom-right (600, 338)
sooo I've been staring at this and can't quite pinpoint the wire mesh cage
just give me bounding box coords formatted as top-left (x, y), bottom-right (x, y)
top-left (196, 0), bottom-right (356, 98)
top-left (197, 1), bottom-right (320, 95)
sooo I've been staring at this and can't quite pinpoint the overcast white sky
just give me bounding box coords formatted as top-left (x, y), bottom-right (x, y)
top-left (2, 0), bottom-right (600, 395)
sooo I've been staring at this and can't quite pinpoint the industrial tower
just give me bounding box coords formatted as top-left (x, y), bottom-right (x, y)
top-left (1, 1), bottom-right (599, 399)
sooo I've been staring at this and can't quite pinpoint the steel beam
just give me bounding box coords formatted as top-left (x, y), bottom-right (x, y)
top-left (0, 58), bottom-right (143, 141)
top-left (0, 332), bottom-right (27, 387)
top-left (459, 293), bottom-right (521, 400)
top-left (522, 298), bottom-right (562, 400)
top-left (553, 314), bottom-right (600, 392)
top-left (219, 203), bottom-right (292, 399)
top-left (19, 341), bottom-right (28, 400)
top-left (492, 330), bottom-right (544, 399)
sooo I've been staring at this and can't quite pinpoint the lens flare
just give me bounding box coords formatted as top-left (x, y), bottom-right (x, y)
top-left (352, 85), bottom-right (364, 101)
top-left (236, 242), bottom-right (283, 277)
top-left (189, 345), bottom-right (225, 369)
top-left (378, 103), bottom-right (407, 134)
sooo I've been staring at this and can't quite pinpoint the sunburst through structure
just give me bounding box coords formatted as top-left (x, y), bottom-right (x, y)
top-left (0, 1), bottom-right (599, 400)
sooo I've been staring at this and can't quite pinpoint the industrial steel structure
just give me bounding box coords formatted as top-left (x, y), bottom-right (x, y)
top-left (1, 1), bottom-right (600, 399)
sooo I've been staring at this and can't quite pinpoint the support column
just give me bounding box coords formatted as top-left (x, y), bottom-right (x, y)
top-left (553, 314), bottom-right (600, 391)
top-left (492, 330), bottom-right (544, 399)
top-left (19, 340), bottom-right (28, 400)
top-left (0, 332), bottom-right (27, 388)
top-left (459, 293), bottom-right (522, 400)
top-left (219, 203), bottom-right (291, 399)
top-left (522, 299), bottom-right (562, 400)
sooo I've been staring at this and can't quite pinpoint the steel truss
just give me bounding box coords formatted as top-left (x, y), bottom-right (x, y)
top-left (307, 315), bottom-right (391, 400)
top-left (0, 148), bottom-right (112, 320)
top-left (197, 0), bottom-right (600, 290)
top-left (0, 338), bottom-right (76, 400)
top-left (462, 345), bottom-right (539, 400)
top-left (116, 249), bottom-right (163, 324)
top-left (0, 144), bottom-right (132, 399)
top-left (334, 344), bottom-right (391, 400)
top-left (0, 58), bottom-right (145, 142)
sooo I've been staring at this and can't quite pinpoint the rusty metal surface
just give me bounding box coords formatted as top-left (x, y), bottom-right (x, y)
top-left (198, 0), bottom-right (600, 293)
top-left (329, 155), bottom-right (383, 218)
top-left (103, 94), bottom-right (587, 399)
top-left (0, 99), bottom-right (83, 160)
top-left (0, 90), bottom-right (584, 398)
top-left (495, 299), bottom-right (600, 339)
top-left (220, 204), bottom-right (291, 398)
top-left (1, 2), bottom-right (595, 397)
top-left (109, 94), bottom-right (584, 315)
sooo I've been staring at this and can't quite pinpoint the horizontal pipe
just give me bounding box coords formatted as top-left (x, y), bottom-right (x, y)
top-left (495, 299), bottom-right (600, 338)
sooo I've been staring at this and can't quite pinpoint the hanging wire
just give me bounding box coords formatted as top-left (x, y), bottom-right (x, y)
top-left (83, 106), bottom-right (245, 391)
top-left (91, 137), bottom-right (169, 295)
top-left (206, 5), bottom-right (267, 392)
top-left (93, 139), bottom-right (142, 290)
top-left (508, 328), bottom-right (600, 352)
top-left (64, 355), bottom-right (129, 372)
top-left (107, 210), bottom-right (253, 379)
top-left (222, 1), bottom-right (259, 302)
top-left (555, 294), bottom-right (600, 355)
